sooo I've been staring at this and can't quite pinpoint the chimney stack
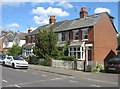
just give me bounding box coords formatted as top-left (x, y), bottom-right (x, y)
top-left (49, 15), bottom-right (56, 24)
top-left (28, 27), bottom-right (31, 33)
top-left (80, 7), bottom-right (88, 18)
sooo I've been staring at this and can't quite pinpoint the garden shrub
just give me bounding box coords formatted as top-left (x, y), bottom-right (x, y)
top-left (97, 64), bottom-right (104, 72)
top-left (59, 56), bottom-right (76, 61)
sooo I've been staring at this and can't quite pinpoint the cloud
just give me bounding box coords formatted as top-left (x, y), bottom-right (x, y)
top-left (32, 7), bottom-right (69, 25)
top-left (6, 23), bottom-right (20, 27)
top-left (57, 1), bottom-right (73, 9)
top-left (33, 16), bottom-right (49, 25)
top-left (94, 7), bottom-right (110, 14)
top-left (27, 27), bottom-right (37, 31)
top-left (32, 7), bottom-right (69, 17)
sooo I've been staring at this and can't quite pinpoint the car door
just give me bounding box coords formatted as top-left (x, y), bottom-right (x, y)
top-left (5, 56), bottom-right (10, 65)
top-left (5, 56), bottom-right (12, 66)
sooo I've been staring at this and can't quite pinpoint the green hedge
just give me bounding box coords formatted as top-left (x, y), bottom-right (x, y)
top-left (91, 64), bottom-right (104, 72)
top-left (58, 56), bottom-right (76, 61)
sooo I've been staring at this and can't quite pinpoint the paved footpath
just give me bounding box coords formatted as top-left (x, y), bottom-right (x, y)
top-left (29, 64), bottom-right (119, 84)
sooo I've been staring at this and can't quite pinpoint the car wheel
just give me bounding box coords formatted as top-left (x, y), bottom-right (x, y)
top-left (12, 63), bottom-right (16, 69)
top-left (2, 61), bottom-right (5, 66)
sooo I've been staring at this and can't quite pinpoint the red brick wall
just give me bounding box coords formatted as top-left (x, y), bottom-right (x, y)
top-left (78, 30), bottom-right (82, 41)
top-left (0, 39), bottom-right (3, 53)
top-left (94, 13), bottom-right (117, 63)
top-left (88, 27), bottom-right (94, 42)
top-left (69, 31), bottom-right (73, 43)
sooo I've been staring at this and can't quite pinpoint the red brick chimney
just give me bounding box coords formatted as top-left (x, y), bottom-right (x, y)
top-left (28, 27), bottom-right (31, 33)
top-left (49, 15), bottom-right (56, 24)
top-left (79, 7), bottom-right (88, 18)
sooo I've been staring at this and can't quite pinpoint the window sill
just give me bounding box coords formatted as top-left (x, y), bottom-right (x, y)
top-left (82, 39), bottom-right (88, 41)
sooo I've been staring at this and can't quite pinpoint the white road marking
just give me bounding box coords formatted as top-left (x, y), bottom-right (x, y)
top-left (23, 70), bottom-right (27, 72)
top-left (69, 76), bottom-right (75, 79)
top-left (91, 84), bottom-right (101, 87)
top-left (50, 78), bottom-right (62, 80)
top-left (2, 80), bottom-right (8, 83)
top-left (14, 84), bottom-right (21, 88)
top-left (41, 74), bottom-right (47, 77)
top-left (69, 80), bottom-right (78, 83)
top-left (4, 77), bottom-right (65, 87)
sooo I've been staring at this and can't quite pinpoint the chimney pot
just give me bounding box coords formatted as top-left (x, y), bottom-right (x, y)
top-left (49, 15), bottom-right (56, 24)
top-left (80, 7), bottom-right (88, 18)
top-left (28, 27), bottom-right (31, 33)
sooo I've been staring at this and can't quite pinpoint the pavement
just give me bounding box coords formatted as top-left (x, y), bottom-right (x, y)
top-left (28, 64), bottom-right (119, 83)
top-left (29, 64), bottom-right (80, 76)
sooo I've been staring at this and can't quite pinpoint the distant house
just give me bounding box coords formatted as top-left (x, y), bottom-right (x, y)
top-left (23, 7), bottom-right (118, 65)
top-left (13, 32), bottom-right (28, 47)
top-left (0, 30), bottom-right (28, 54)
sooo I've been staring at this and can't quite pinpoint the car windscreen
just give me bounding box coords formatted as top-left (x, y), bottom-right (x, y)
top-left (108, 58), bottom-right (120, 64)
top-left (13, 56), bottom-right (23, 60)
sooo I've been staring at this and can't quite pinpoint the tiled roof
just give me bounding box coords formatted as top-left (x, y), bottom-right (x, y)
top-left (6, 33), bottom-right (14, 42)
top-left (26, 12), bottom-right (112, 36)
top-left (15, 32), bottom-right (28, 40)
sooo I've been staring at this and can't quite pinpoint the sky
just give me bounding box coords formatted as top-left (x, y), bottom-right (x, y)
top-left (0, 0), bottom-right (119, 33)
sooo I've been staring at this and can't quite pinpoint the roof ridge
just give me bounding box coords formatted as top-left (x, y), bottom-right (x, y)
top-left (54, 20), bottom-right (68, 31)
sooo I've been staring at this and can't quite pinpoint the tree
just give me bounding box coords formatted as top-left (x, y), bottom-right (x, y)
top-left (33, 27), bottom-right (58, 63)
top-left (7, 44), bottom-right (22, 56)
top-left (117, 34), bottom-right (120, 44)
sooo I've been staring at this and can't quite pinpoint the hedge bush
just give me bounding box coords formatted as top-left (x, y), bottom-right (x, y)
top-left (97, 64), bottom-right (104, 72)
top-left (58, 56), bottom-right (76, 61)
top-left (91, 64), bottom-right (104, 72)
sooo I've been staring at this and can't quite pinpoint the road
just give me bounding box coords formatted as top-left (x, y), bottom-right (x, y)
top-left (1, 65), bottom-right (119, 88)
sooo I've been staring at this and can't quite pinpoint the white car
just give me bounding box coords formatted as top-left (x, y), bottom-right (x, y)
top-left (3, 56), bottom-right (28, 69)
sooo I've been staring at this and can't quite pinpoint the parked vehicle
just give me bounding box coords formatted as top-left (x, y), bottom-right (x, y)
top-left (3, 56), bottom-right (28, 69)
top-left (105, 56), bottom-right (120, 73)
top-left (0, 54), bottom-right (6, 64)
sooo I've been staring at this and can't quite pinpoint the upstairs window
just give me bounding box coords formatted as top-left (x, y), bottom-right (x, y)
top-left (58, 33), bottom-right (62, 42)
top-left (82, 28), bottom-right (88, 41)
top-left (58, 32), bottom-right (68, 42)
top-left (62, 32), bottom-right (66, 41)
top-left (73, 30), bottom-right (79, 41)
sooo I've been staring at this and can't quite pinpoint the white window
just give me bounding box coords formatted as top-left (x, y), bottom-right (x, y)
top-left (58, 32), bottom-right (69, 42)
top-left (32, 36), bottom-right (35, 43)
top-left (73, 30), bottom-right (79, 41)
top-left (82, 28), bottom-right (88, 41)
top-left (58, 33), bottom-right (62, 42)
top-left (15, 38), bottom-right (20, 45)
top-left (69, 46), bottom-right (84, 60)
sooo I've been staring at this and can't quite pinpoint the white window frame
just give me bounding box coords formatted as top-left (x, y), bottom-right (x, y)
top-left (68, 46), bottom-right (85, 60)
top-left (73, 30), bottom-right (79, 41)
top-left (81, 28), bottom-right (89, 41)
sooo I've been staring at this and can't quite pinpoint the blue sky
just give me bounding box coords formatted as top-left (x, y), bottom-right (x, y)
top-left (1, 1), bottom-right (119, 33)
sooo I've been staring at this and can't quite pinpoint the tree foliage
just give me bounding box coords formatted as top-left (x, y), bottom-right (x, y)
top-left (33, 27), bottom-right (58, 60)
top-left (7, 44), bottom-right (22, 56)
top-left (117, 34), bottom-right (120, 44)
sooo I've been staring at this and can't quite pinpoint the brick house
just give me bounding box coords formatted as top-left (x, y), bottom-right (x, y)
top-left (22, 7), bottom-right (117, 65)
